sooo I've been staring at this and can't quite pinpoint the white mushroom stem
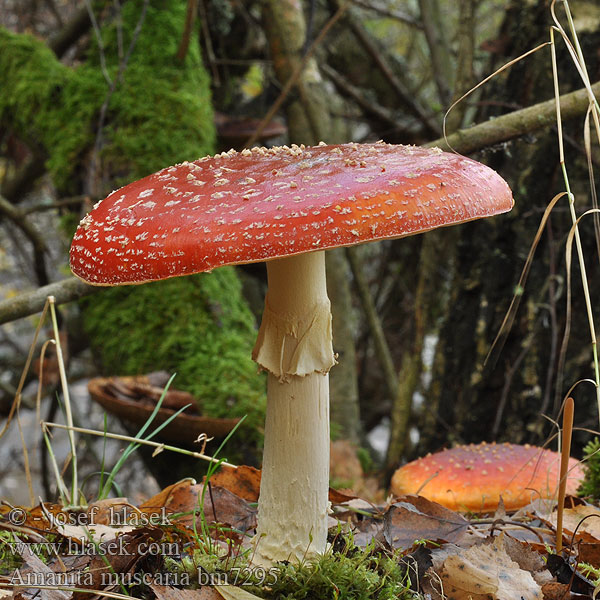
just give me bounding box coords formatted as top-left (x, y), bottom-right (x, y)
top-left (252, 250), bottom-right (335, 566)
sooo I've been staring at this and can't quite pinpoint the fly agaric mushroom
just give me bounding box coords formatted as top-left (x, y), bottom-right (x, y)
top-left (391, 442), bottom-right (584, 512)
top-left (70, 142), bottom-right (513, 565)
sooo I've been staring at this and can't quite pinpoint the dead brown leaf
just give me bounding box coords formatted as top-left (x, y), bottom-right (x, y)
top-left (541, 582), bottom-right (579, 599)
top-left (140, 478), bottom-right (200, 519)
top-left (199, 486), bottom-right (257, 535)
top-left (86, 498), bottom-right (137, 525)
top-left (329, 488), bottom-right (358, 504)
top-left (72, 527), bottom-right (162, 600)
top-left (578, 542), bottom-right (600, 568)
top-left (34, 331), bottom-right (68, 387)
top-left (438, 536), bottom-right (542, 600)
top-left (383, 495), bottom-right (468, 550)
top-left (205, 464), bottom-right (362, 505)
top-left (10, 545), bottom-right (73, 600)
top-left (208, 466), bottom-right (261, 502)
top-left (548, 504), bottom-right (600, 543)
top-left (140, 480), bottom-right (256, 539)
top-left (500, 534), bottom-right (552, 586)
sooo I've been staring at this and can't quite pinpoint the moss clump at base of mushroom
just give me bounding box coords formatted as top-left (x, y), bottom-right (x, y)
top-left (166, 535), bottom-right (413, 600)
top-left (81, 267), bottom-right (266, 449)
top-left (0, 0), bottom-right (215, 193)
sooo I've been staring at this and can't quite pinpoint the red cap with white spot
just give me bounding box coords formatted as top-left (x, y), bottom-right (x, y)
top-left (69, 141), bottom-right (514, 566)
top-left (390, 442), bottom-right (584, 512)
top-left (69, 142), bottom-right (513, 285)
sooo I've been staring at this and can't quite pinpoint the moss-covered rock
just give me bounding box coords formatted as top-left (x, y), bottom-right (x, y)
top-left (82, 268), bottom-right (266, 437)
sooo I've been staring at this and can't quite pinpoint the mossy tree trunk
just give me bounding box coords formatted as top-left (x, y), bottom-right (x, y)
top-left (0, 0), bottom-right (215, 197)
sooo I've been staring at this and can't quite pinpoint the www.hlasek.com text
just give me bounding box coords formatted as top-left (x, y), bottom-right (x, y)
top-left (9, 538), bottom-right (180, 557)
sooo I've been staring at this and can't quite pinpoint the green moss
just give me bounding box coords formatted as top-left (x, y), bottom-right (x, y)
top-left (579, 437), bottom-right (600, 499)
top-left (82, 268), bottom-right (266, 437)
top-left (171, 535), bottom-right (413, 600)
top-left (0, 0), bottom-right (215, 192)
top-left (81, 0), bottom-right (215, 182)
top-left (264, 552), bottom-right (411, 600)
top-left (0, 28), bottom-right (101, 190)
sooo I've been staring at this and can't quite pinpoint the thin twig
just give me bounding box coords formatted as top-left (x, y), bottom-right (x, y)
top-left (0, 194), bottom-right (49, 286)
top-left (346, 246), bottom-right (398, 401)
top-left (197, 0), bottom-right (219, 84)
top-left (84, 0), bottom-right (112, 86)
top-left (418, 0), bottom-right (453, 107)
top-left (47, 4), bottom-right (90, 56)
top-left (491, 330), bottom-right (536, 439)
top-left (538, 227), bottom-right (560, 429)
top-left (177, 0), bottom-right (199, 63)
top-left (22, 196), bottom-right (90, 216)
top-left (0, 195), bottom-right (48, 254)
top-left (114, 0), bottom-right (124, 62)
top-left (322, 64), bottom-right (400, 131)
top-left (332, 0), bottom-right (439, 137)
top-left (0, 155), bottom-right (47, 204)
top-left (44, 422), bottom-right (236, 468)
top-left (350, 0), bottom-right (421, 28)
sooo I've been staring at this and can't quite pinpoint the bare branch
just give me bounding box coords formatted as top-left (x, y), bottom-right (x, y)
top-left (0, 155), bottom-right (46, 204)
top-left (350, 0), bottom-right (421, 28)
top-left (322, 64), bottom-right (399, 131)
top-left (427, 80), bottom-right (600, 154)
top-left (88, 0), bottom-right (149, 196)
top-left (0, 278), bottom-right (99, 324)
top-left (84, 0), bottom-right (112, 86)
top-left (445, 0), bottom-right (475, 132)
top-left (22, 196), bottom-right (88, 216)
top-left (244, 1), bottom-right (348, 148)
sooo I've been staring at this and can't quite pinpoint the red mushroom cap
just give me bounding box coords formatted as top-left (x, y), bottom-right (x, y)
top-left (390, 442), bottom-right (584, 512)
top-left (70, 142), bottom-right (513, 285)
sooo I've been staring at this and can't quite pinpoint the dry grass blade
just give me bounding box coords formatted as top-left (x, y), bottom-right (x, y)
top-left (442, 42), bottom-right (550, 147)
top-left (583, 107), bottom-right (600, 263)
top-left (563, 209), bottom-right (600, 416)
top-left (486, 193), bottom-right (567, 367)
top-left (548, 8), bottom-right (600, 420)
top-left (0, 298), bottom-right (54, 506)
top-left (48, 296), bottom-right (78, 506)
